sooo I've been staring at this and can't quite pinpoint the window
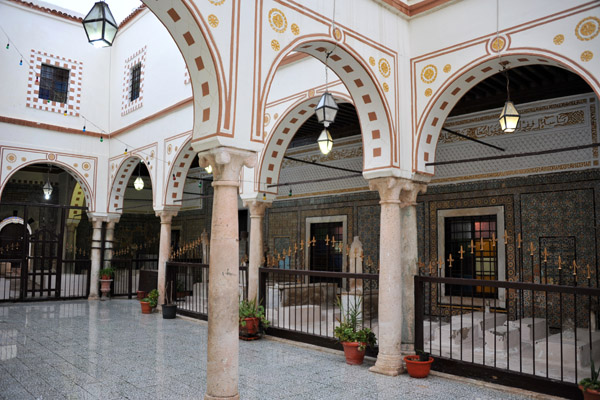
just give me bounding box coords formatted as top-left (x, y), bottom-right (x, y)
top-left (130, 63), bottom-right (141, 101)
top-left (39, 64), bottom-right (69, 104)
top-left (437, 206), bottom-right (506, 307)
top-left (444, 215), bottom-right (497, 297)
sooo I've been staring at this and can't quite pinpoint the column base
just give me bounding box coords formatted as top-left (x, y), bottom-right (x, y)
top-left (204, 394), bottom-right (239, 400)
top-left (401, 343), bottom-right (415, 355)
top-left (369, 353), bottom-right (404, 376)
top-left (88, 294), bottom-right (99, 300)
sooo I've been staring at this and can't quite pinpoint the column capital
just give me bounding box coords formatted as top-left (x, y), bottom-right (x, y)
top-left (86, 212), bottom-right (108, 225)
top-left (198, 147), bottom-right (256, 183)
top-left (106, 213), bottom-right (121, 224)
top-left (243, 199), bottom-right (271, 217)
top-left (155, 209), bottom-right (178, 223)
top-left (368, 177), bottom-right (427, 206)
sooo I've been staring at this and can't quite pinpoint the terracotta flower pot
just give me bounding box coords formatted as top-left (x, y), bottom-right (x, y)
top-left (99, 279), bottom-right (112, 298)
top-left (136, 291), bottom-right (146, 300)
top-left (341, 342), bottom-right (366, 365)
top-left (404, 355), bottom-right (434, 378)
top-left (580, 386), bottom-right (600, 400)
top-left (240, 317), bottom-right (259, 336)
top-left (140, 301), bottom-right (152, 314)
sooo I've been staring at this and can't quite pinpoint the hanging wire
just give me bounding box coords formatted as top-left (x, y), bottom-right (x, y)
top-left (0, 25), bottom-right (32, 67)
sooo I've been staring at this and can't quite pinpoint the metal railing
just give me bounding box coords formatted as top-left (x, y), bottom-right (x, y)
top-left (165, 261), bottom-right (248, 319)
top-left (259, 267), bottom-right (379, 353)
top-left (0, 259), bottom-right (90, 301)
top-left (415, 275), bottom-right (600, 399)
top-left (109, 257), bottom-right (157, 298)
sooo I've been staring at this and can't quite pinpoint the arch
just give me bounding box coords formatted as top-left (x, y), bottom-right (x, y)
top-left (0, 217), bottom-right (32, 235)
top-left (67, 182), bottom-right (86, 221)
top-left (141, 0), bottom-right (225, 143)
top-left (107, 155), bottom-right (154, 214)
top-left (0, 160), bottom-right (94, 211)
top-left (164, 138), bottom-right (197, 207)
top-left (257, 93), bottom-right (353, 199)
top-left (259, 37), bottom-right (397, 178)
top-left (415, 50), bottom-right (600, 176)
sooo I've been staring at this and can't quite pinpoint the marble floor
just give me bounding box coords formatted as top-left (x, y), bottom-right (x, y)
top-left (0, 299), bottom-right (548, 399)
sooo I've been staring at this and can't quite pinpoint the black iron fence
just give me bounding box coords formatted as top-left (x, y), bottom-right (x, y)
top-left (258, 267), bottom-right (379, 353)
top-left (415, 274), bottom-right (600, 399)
top-left (165, 261), bottom-right (248, 319)
top-left (109, 257), bottom-right (158, 298)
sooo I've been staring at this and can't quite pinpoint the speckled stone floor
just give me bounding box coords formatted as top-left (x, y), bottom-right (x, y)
top-left (0, 299), bottom-right (544, 399)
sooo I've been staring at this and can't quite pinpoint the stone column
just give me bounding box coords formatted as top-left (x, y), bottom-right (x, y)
top-left (399, 183), bottom-right (426, 352)
top-left (242, 200), bottom-right (270, 302)
top-left (103, 216), bottom-right (120, 270)
top-left (368, 177), bottom-right (425, 376)
top-left (88, 216), bottom-right (105, 300)
top-left (156, 209), bottom-right (178, 307)
top-left (198, 147), bottom-right (256, 400)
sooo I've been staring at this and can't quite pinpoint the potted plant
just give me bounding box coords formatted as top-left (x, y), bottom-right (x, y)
top-left (162, 281), bottom-right (177, 320)
top-left (239, 298), bottom-right (269, 339)
top-left (140, 289), bottom-right (158, 314)
top-left (99, 267), bottom-right (115, 280)
top-left (580, 359), bottom-right (600, 400)
top-left (404, 350), bottom-right (434, 378)
top-left (333, 297), bottom-right (377, 365)
top-left (176, 280), bottom-right (187, 300)
top-left (98, 267), bottom-right (114, 298)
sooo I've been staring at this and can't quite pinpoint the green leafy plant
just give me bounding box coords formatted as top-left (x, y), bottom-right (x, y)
top-left (580, 358), bottom-right (600, 391)
top-left (176, 280), bottom-right (185, 292)
top-left (239, 298), bottom-right (269, 328)
top-left (142, 289), bottom-right (159, 308)
top-left (333, 297), bottom-right (377, 351)
top-left (416, 349), bottom-right (431, 362)
top-left (99, 267), bottom-right (115, 278)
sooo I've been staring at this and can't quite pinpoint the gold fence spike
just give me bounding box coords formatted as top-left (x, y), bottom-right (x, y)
top-left (447, 253), bottom-right (454, 268)
top-left (459, 246), bottom-right (465, 260)
top-left (543, 248), bottom-right (548, 263)
top-left (529, 242), bottom-right (535, 256)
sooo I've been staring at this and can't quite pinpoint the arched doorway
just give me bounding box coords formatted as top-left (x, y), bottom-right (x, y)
top-left (0, 163), bottom-right (91, 300)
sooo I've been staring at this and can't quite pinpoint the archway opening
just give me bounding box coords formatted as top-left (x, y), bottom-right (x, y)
top-left (418, 61), bottom-right (598, 383)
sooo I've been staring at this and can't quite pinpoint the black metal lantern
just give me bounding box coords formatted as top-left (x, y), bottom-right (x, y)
top-left (498, 68), bottom-right (520, 133)
top-left (82, 2), bottom-right (118, 48)
top-left (315, 92), bottom-right (339, 128)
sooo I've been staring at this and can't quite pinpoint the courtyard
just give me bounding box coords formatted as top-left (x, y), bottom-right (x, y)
top-left (0, 299), bottom-right (554, 400)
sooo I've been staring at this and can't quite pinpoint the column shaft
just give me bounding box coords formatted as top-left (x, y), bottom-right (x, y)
top-left (89, 219), bottom-right (103, 300)
top-left (243, 200), bottom-right (270, 302)
top-left (156, 211), bottom-right (177, 306)
top-left (198, 148), bottom-right (256, 400)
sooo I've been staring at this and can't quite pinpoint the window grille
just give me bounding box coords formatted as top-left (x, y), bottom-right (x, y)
top-left (130, 63), bottom-right (141, 101)
top-left (39, 64), bottom-right (70, 104)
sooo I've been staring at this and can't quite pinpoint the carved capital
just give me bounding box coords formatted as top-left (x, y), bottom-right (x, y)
top-left (369, 177), bottom-right (427, 206)
top-left (198, 147), bottom-right (256, 184)
top-left (155, 209), bottom-right (178, 224)
top-left (243, 199), bottom-right (271, 217)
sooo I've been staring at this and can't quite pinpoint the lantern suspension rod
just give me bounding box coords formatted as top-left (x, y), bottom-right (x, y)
top-left (267, 173), bottom-right (362, 188)
top-left (425, 142), bottom-right (600, 167)
top-left (441, 128), bottom-right (505, 152)
top-left (283, 156), bottom-right (362, 173)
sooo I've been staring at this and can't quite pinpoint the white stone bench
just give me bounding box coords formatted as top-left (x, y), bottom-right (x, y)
top-left (485, 325), bottom-right (520, 352)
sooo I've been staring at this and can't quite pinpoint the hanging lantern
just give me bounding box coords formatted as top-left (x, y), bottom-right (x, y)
top-left (134, 176), bottom-right (144, 191)
top-left (43, 179), bottom-right (53, 200)
top-left (315, 92), bottom-right (338, 128)
top-left (498, 100), bottom-right (520, 133)
top-left (205, 165), bottom-right (213, 174)
top-left (82, 2), bottom-right (119, 48)
top-left (317, 129), bottom-right (333, 155)
top-left (498, 68), bottom-right (520, 133)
